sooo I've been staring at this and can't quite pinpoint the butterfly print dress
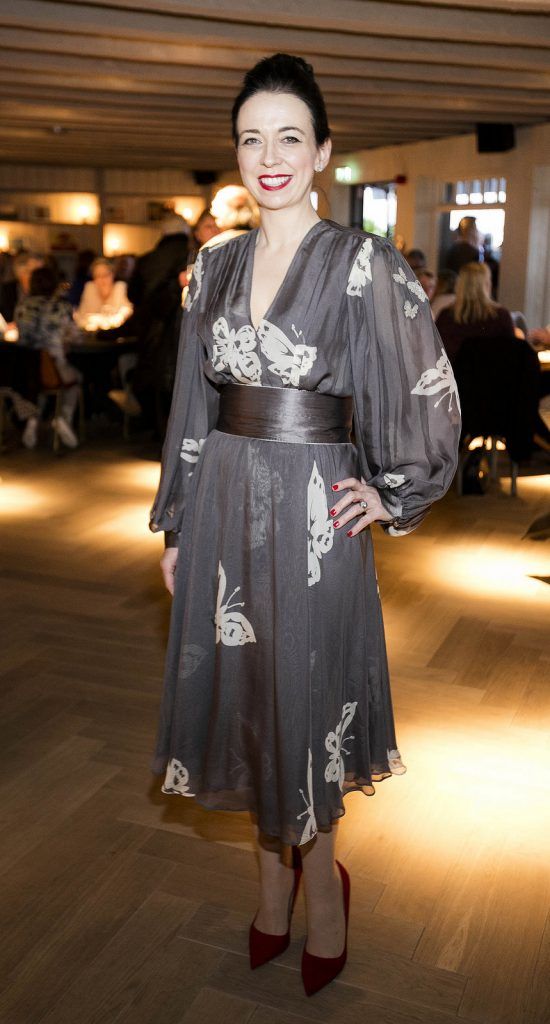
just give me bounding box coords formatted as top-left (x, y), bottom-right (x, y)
top-left (150, 220), bottom-right (460, 844)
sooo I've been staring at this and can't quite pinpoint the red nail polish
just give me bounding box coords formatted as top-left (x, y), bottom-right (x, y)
top-left (347, 530), bottom-right (353, 537)
top-left (332, 484), bottom-right (338, 491)
top-left (334, 521), bottom-right (339, 528)
top-left (330, 508), bottom-right (336, 516)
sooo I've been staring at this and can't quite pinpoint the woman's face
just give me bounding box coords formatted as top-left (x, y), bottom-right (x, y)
top-left (93, 264), bottom-right (114, 299)
top-left (195, 213), bottom-right (220, 246)
top-left (236, 91), bottom-right (331, 215)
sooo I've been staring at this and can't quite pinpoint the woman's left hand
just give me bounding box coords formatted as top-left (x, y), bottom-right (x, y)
top-left (330, 476), bottom-right (393, 536)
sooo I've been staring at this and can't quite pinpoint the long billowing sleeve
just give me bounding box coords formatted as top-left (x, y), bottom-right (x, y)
top-left (149, 249), bottom-right (219, 544)
top-left (346, 236), bottom-right (460, 536)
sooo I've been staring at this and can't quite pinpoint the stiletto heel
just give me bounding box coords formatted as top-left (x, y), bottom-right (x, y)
top-left (301, 860), bottom-right (350, 996)
top-left (249, 863), bottom-right (302, 970)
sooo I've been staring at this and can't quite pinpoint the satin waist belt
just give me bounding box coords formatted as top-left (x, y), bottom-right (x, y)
top-left (216, 383), bottom-right (353, 444)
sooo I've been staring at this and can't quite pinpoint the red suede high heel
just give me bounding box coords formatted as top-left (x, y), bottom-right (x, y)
top-left (249, 864), bottom-right (302, 970)
top-left (301, 861), bottom-right (350, 996)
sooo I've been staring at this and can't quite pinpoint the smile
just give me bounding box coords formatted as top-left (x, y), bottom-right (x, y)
top-left (258, 175), bottom-right (293, 191)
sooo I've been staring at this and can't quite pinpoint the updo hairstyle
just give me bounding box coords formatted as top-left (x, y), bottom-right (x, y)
top-left (231, 53), bottom-right (330, 147)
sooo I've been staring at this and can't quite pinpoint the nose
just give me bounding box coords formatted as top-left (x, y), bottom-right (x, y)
top-left (262, 138), bottom-right (280, 167)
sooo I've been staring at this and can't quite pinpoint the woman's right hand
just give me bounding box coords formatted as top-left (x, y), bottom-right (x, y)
top-left (160, 547), bottom-right (178, 596)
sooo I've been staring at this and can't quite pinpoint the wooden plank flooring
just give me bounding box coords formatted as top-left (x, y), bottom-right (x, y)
top-left (0, 436), bottom-right (549, 1024)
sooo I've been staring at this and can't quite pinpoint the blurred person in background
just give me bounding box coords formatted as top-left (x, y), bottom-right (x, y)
top-left (437, 262), bottom-right (550, 454)
top-left (66, 249), bottom-right (96, 308)
top-left (436, 261), bottom-right (516, 364)
top-left (109, 213), bottom-right (190, 435)
top-left (404, 247), bottom-right (426, 273)
top-left (15, 265), bottom-right (82, 448)
top-left (75, 257), bottom-right (132, 330)
top-left (190, 209), bottom-right (221, 259)
top-left (482, 234), bottom-right (499, 298)
top-left (0, 251), bottom-right (44, 325)
top-left (431, 269), bottom-right (457, 320)
top-left (208, 184), bottom-right (260, 243)
top-left (445, 216), bottom-right (482, 274)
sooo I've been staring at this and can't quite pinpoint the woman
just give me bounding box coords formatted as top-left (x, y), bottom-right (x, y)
top-left (75, 256), bottom-right (132, 330)
top-left (150, 54), bottom-right (460, 996)
top-left (190, 209), bottom-right (221, 257)
top-left (16, 265), bottom-right (82, 448)
top-left (437, 262), bottom-right (550, 454)
top-left (435, 261), bottom-right (516, 365)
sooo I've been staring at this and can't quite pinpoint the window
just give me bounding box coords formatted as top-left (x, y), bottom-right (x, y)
top-left (445, 178), bottom-right (506, 207)
top-left (351, 183), bottom-right (397, 238)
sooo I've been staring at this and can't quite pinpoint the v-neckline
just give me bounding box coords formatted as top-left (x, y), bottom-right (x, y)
top-left (246, 220), bottom-right (324, 333)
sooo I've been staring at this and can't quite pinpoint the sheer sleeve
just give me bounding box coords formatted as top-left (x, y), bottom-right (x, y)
top-left (346, 236), bottom-right (460, 536)
top-left (149, 249), bottom-right (219, 545)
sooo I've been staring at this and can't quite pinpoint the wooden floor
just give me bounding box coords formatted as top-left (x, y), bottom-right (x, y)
top-left (1, 431), bottom-right (549, 1024)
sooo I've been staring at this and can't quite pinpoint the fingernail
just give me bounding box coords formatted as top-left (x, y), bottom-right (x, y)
top-left (329, 508), bottom-right (336, 516)
top-left (347, 530), bottom-right (353, 537)
top-left (332, 484), bottom-right (338, 491)
top-left (334, 521), bottom-right (340, 528)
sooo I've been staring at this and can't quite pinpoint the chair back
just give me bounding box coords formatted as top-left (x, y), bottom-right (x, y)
top-left (40, 350), bottom-right (64, 391)
top-left (454, 335), bottom-right (539, 462)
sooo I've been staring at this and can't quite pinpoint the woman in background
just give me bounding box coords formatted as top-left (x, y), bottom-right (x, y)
top-left (75, 256), bottom-right (132, 330)
top-left (435, 261), bottom-right (515, 365)
top-left (16, 265), bottom-right (82, 448)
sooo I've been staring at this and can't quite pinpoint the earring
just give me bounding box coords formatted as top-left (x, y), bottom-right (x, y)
top-left (315, 164), bottom-right (322, 172)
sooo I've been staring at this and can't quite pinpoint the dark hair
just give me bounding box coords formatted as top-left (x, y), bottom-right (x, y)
top-left (436, 269), bottom-right (458, 294)
top-left (231, 53), bottom-right (330, 146)
top-left (405, 248), bottom-right (426, 266)
top-left (29, 265), bottom-right (58, 298)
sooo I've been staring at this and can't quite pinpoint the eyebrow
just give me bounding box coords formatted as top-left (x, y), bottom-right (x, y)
top-left (238, 126), bottom-right (306, 139)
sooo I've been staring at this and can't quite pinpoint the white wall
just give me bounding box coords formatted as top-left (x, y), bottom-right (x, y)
top-left (330, 123), bottom-right (550, 326)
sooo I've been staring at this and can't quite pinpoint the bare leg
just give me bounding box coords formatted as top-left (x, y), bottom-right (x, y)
top-left (301, 829), bottom-right (346, 957)
top-left (254, 831), bottom-right (296, 934)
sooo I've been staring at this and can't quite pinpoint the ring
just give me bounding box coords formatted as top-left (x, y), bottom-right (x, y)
top-left (359, 500), bottom-right (368, 510)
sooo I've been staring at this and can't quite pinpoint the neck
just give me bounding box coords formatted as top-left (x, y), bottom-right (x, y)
top-left (256, 201), bottom-right (319, 251)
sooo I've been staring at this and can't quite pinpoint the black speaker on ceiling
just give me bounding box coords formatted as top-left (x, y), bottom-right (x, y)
top-left (192, 170), bottom-right (218, 185)
top-left (476, 123), bottom-right (516, 153)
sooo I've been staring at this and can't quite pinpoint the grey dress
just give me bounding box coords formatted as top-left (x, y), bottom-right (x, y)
top-left (150, 220), bottom-right (460, 846)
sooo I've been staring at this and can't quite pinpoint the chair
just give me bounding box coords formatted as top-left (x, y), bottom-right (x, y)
top-left (453, 335), bottom-right (539, 497)
top-left (40, 350), bottom-right (85, 452)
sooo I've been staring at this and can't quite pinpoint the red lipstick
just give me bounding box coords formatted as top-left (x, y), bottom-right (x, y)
top-left (258, 175), bottom-right (292, 191)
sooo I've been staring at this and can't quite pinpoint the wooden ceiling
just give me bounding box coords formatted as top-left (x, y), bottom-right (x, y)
top-left (0, 0), bottom-right (549, 170)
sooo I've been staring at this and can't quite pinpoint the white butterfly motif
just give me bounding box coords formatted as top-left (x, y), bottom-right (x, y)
top-left (403, 300), bottom-right (418, 320)
top-left (346, 237), bottom-right (373, 296)
top-left (214, 562), bottom-right (256, 647)
top-left (383, 472), bottom-right (405, 488)
top-left (297, 748), bottom-right (317, 844)
top-left (324, 701), bottom-right (358, 790)
top-left (212, 317), bottom-right (262, 385)
top-left (183, 250), bottom-right (204, 311)
top-left (162, 758), bottom-right (195, 796)
top-left (307, 461), bottom-right (334, 588)
top-left (411, 347), bottom-right (461, 414)
top-left (257, 320), bottom-right (317, 387)
top-left (392, 267), bottom-right (407, 286)
top-left (180, 437), bottom-right (205, 463)
top-left (393, 265), bottom-right (427, 303)
top-left (406, 277), bottom-right (427, 303)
